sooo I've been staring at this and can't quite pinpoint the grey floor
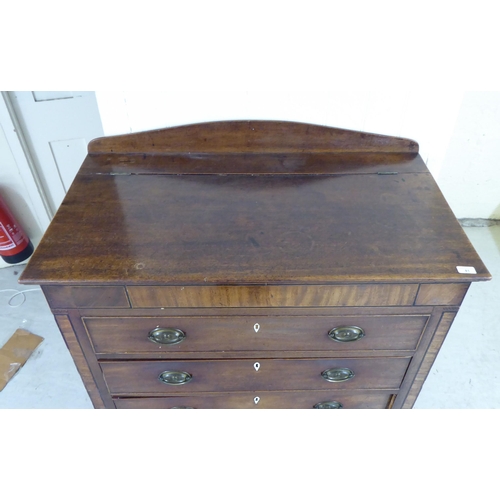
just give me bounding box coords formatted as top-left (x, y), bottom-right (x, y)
top-left (0, 226), bottom-right (498, 409)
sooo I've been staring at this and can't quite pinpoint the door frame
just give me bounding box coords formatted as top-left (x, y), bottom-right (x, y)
top-left (0, 92), bottom-right (53, 229)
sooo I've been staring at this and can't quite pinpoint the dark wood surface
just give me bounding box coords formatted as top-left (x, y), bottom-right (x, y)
top-left (20, 171), bottom-right (490, 285)
top-left (401, 312), bottom-right (458, 408)
top-left (44, 285), bottom-right (130, 309)
top-left (127, 284), bottom-right (420, 307)
top-left (415, 283), bottom-right (469, 306)
top-left (100, 357), bottom-right (411, 395)
top-left (19, 121), bottom-right (491, 409)
top-left (113, 391), bottom-right (395, 409)
top-left (54, 315), bottom-right (105, 409)
top-left (84, 313), bottom-right (428, 354)
top-left (88, 120), bottom-right (419, 154)
top-left (79, 152), bottom-right (429, 175)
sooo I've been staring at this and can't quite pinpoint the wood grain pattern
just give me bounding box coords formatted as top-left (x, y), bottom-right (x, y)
top-left (415, 283), bottom-right (470, 306)
top-left (401, 312), bottom-right (457, 408)
top-left (44, 286), bottom-right (130, 309)
top-left (20, 172), bottom-right (490, 285)
top-left (18, 121), bottom-right (490, 409)
top-left (127, 284), bottom-right (419, 308)
top-left (100, 357), bottom-right (411, 395)
top-left (84, 314), bottom-right (428, 354)
top-left (88, 120), bottom-right (419, 155)
top-left (113, 391), bottom-right (396, 409)
top-left (80, 152), bottom-right (429, 176)
top-left (54, 315), bottom-right (105, 409)
top-left (78, 305), bottom-right (433, 317)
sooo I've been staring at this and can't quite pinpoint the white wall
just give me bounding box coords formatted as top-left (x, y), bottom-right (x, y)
top-left (438, 92), bottom-right (500, 219)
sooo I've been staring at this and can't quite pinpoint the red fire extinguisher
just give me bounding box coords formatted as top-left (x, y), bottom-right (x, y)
top-left (0, 194), bottom-right (34, 264)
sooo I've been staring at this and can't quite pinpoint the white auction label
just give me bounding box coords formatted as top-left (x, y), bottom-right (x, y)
top-left (456, 266), bottom-right (477, 274)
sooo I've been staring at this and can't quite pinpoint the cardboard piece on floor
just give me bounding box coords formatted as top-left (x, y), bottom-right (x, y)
top-left (0, 329), bottom-right (44, 391)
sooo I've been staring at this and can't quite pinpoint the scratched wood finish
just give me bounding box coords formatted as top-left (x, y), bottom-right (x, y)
top-left (113, 391), bottom-right (396, 409)
top-left (54, 315), bottom-right (105, 409)
top-left (88, 120), bottom-right (419, 155)
top-left (84, 314), bottom-right (428, 354)
top-left (127, 284), bottom-right (419, 308)
top-left (100, 357), bottom-right (411, 395)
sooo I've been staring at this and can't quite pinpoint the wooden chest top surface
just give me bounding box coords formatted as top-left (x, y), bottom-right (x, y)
top-left (20, 121), bottom-right (490, 286)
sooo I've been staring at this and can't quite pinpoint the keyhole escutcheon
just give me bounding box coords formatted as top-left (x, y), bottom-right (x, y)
top-left (254, 396), bottom-right (260, 405)
top-left (254, 362), bottom-right (260, 371)
top-left (254, 323), bottom-right (260, 333)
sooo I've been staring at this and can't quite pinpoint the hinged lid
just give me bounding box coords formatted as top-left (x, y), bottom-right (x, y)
top-left (20, 121), bottom-right (491, 285)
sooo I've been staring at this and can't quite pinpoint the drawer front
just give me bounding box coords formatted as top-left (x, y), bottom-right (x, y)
top-left (85, 314), bottom-right (427, 354)
top-left (101, 357), bottom-right (411, 395)
top-left (113, 391), bottom-right (395, 409)
top-left (127, 284), bottom-right (418, 308)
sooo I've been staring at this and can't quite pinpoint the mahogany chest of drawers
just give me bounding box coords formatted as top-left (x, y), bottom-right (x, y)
top-left (20, 120), bottom-right (491, 409)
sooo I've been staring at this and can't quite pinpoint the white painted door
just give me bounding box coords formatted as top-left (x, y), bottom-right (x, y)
top-left (8, 91), bottom-right (104, 217)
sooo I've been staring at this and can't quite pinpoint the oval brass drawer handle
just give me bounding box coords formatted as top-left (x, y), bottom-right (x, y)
top-left (321, 367), bottom-right (355, 383)
top-left (328, 326), bottom-right (365, 343)
top-left (314, 401), bottom-right (343, 409)
top-left (158, 371), bottom-right (192, 385)
top-left (148, 327), bottom-right (186, 345)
